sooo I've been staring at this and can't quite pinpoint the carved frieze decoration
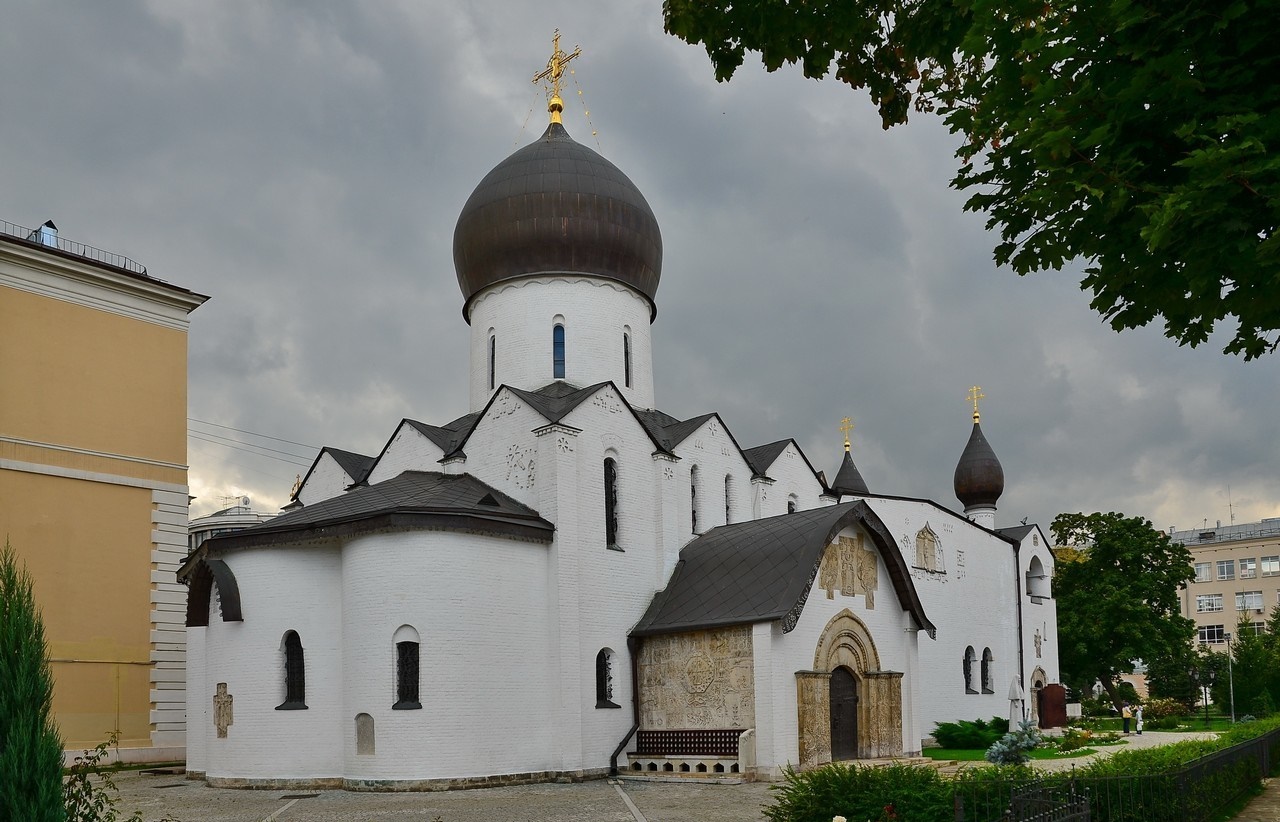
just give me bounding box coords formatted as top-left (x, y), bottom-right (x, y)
top-left (955, 549), bottom-right (966, 579)
top-left (592, 391), bottom-right (622, 414)
top-left (638, 626), bottom-right (754, 730)
top-left (817, 534), bottom-right (878, 609)
top-left (556, 435), bottom-right (574, 453)
top-left (493, 392), bottom-right (519, 418)
top-left (505, 443), bottom-right (536, 488)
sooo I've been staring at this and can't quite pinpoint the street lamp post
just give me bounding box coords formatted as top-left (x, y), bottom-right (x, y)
top-left (1224, 632), bottom-right (1236, 723)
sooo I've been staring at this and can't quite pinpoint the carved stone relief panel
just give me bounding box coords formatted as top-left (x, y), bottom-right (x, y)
top-left (817, 533), bottom-right (879, 609)
top-left (861, 672), bottom-right (904, 758)
top-left (795, 671), bottom-right (831, 770)
top-left (213, 682), bottom-right (233, 739)
top-left (592, 391), bottom-right (623, 414)
top-left (638, 626), bottom-right (754, 730)
top-left (505, 443), bottom-right (536, 488)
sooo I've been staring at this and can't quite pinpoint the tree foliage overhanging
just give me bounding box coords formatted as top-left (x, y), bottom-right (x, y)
top-left (1051, 512), bottom-right (1194, 709)
top-left (664, 0), bottom-right (1280, 358)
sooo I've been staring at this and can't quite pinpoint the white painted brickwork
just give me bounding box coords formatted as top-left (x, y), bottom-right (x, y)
top-left (467, 278), bottom-right (655, 411)
top-left (363, 423), bottom-right (445, 487)
top-left (298, 452), bottom-right (361, 505)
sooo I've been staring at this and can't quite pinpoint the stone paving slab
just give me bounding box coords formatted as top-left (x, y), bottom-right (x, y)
top-left (112, 771), bottom-right (776, 822)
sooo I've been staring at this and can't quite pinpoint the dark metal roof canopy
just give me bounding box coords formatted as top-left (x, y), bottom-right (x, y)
top-left (631, 501), bottom-right (935, 638)
top-left (953, 421), bottom-right (1005, 508)
top-left (831, 449), bottom-right (870, 496)
top-left (452, 122), bottom-right (663, 322)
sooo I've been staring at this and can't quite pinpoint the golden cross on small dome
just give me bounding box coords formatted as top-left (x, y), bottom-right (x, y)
top-left (967, 385), bottom-right (985, 422)
top-left (839, 416), bottom-right (854, 451)
top-left (532, 29), bottom-right (581, 125)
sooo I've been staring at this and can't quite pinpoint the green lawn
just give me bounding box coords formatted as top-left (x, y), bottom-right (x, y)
top-left (922, 746), bottom-right (1098, 762)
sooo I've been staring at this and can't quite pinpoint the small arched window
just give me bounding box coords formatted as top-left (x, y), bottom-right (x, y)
top-left (604, 458), bottom-right (620, 548)
top-left (724, 475), bottom-right (733, 525)
top-left (277, 631), bottom-right (306, 710)
top-left (596, 648), bottom-right (619, 708)
top-left (690, 466), bottom-right (700, 534)
top-left (553, 324), bottom-right (566, 379)
top-left (787, 495), bottom-right (798, 514)
top-left (981, 648), bottom-right (995, 694)
top-left (963, 646), bottom-right (977, 694)
top-left (623, 331), bottom-right (632, 388)
top-left (1027, 555), bottom-right (1051, 599)
top-left (488, 333), bottom-right (496, 391)
top-left (393, 625), bottom-right (421, 710)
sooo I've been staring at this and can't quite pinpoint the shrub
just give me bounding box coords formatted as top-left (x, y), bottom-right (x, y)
top-left (0, 540), bottom-right (64, 822)
top-left (932, 718), bottom-right (1006, 749)
top-left (1250, 691), bottom-right (1275, 718)
top-left (764, 763), bottom-right (953, 822)
top-left (1142, 697), bottom-right (1184, 720)
top-left (985, 720), bottom-right (1042, 765)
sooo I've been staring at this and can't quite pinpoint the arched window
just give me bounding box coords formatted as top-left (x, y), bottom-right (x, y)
top-left (277, 631), bottom-right (306, 710)
top-left (596, 648), bottom-right (619, 708)
top-left (552, 324), bottom-right (566, 379)
top-left (724, 475), bottom-right (733, 524)
top-left (623, 331), bottom-right (632, 388)
top-left (488, 333), bottom-right (496, 391)
top-left (963, 646), bottom-right (977, 694)
top-left (690, 466), bottom-right (700, 534)
top-left (981, 648), bottom-right (995, 694)
top-left (604, 458), bottom-right (620, 548)
top-left (393, 625), bottom-right (421, 710)
top-left (355, 713), bottom-right (375, 755)
top-left (1026, 555), bottom-right (1051, 599)
top-left (787, 495), bottom-right (798, 514)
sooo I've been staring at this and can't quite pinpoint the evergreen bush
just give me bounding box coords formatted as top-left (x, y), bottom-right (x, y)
top-left (0, 539), bottom-right (65, 822)
top-left (985, 720), bottom-right (1042, 764)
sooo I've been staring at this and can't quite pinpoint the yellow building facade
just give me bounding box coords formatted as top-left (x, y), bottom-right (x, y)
top-left (0, 221), bottom-right (206, 760)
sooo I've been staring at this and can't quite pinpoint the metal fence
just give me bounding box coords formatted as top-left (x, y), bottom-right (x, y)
top-left (0, 219), bottom-right (149, 276)
top-left (952, 725), bottom-right (1280, 822)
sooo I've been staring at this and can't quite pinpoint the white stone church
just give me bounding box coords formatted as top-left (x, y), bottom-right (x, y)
top-left (181, 79), bottom-right (1060, 789)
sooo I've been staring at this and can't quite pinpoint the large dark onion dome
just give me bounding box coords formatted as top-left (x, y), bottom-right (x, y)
top-left (452, 121), bottom-right (663, 322)
top-left (953, 413), bottom-right (1004, 509)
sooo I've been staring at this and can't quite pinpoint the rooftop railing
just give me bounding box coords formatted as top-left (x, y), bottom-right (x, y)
top-left (1, 219), bottom-right (149, 277)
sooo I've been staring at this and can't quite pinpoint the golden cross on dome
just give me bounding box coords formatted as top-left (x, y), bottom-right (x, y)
top-left (532, 29), bottom-right (581, 125)
top-left (967, 386), bottom-right (984, 422)
top-left (839, 416), bottom-right (854, 451)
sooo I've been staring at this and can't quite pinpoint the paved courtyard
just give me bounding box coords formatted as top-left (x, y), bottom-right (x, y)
top-left (113, 772), bottom-right (776, 822)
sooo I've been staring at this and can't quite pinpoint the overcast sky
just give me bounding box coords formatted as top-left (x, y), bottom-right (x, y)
top-left (4, 1), bottom-right (1277, 535)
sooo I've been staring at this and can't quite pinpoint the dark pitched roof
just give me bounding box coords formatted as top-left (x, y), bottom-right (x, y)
top-left (659, 413), bottom-right (717, 449)
top-left (631, 501), bottom-right (934, 639)
top-left (185, 472), bottom-right (552, 571)
top-left (405, 412), bottom-right (481, 458)
top-left (508, 382), bottom-right (607, 425)
top-left (324, 447), bottom-right (375, 484)
top-left (996, 524), bottom-right (1036, 543)
top-left (742, 440), bottom-right (791, 477)
top-left (831, 449), bottom-right (870, 496)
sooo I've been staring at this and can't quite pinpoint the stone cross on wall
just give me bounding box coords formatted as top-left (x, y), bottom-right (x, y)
top-left (214, 682), bottom-right (234, 739)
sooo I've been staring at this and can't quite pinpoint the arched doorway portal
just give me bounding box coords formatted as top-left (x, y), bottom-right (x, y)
top-left (1030, 667), bottom-right (1047, 723)
top-left (829, 666), bottom-right (859, 760)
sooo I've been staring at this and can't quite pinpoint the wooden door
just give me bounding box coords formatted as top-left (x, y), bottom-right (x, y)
top-left (829, 666), bottom-right (859, 760)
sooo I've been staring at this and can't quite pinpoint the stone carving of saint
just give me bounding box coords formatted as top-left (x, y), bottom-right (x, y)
top-left (1034, 629), bottom-right (1043, 659)
top-left (213, 682), bottom-right (233, 739)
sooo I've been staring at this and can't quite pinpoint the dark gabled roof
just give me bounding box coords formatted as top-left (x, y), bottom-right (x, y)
top-left (831, 449), bottom-right (870, 496)
top-left (405, 412), bottom-right (481, 458)
top-left (743, 440), bottom-right (791, 477)
top-left (324, 447), bottom-right (375, 485)
top-left (660, 413), bottom-right (717, 449)
top-left (183, 472), bottom-right (552, 575)
top-left (631, 501), bottom-right (934, 639)
top-left (996, 524), bottom-right (1036, 543)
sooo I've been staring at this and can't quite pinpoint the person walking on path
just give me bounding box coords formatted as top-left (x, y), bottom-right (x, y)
top-left (1135, 703), bottom-right (1143, 735)
top-left (1122, 703), bottom-right (1132, 735)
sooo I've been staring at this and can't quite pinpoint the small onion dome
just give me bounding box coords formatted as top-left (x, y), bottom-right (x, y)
top-left (953, 419), bottom-right (1004, 509)
top-left (831, 448), bottom-right (869, 496)
top-left (453, 122), bottom-right (663, 322)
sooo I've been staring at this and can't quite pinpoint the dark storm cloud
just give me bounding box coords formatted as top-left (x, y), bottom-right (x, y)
top-left (2, 1), bottom-right (1277, 533)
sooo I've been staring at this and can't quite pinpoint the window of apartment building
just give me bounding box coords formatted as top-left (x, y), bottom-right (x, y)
top-left (1194, 562), bottom-right (1212, 583)
top-left (1236, 591), bottom-right (1264, 611)
top-left (1198, 624), bottom-right (1226, 644)
top-left (1217, 559), bottom-right (1235, 580)
top-left (1262, 555), bottom-right (1280, 576)
top-left (1243, 622), bottom-right (1267, 637)
top-left (1240, 558), bottom-right (1258, 579)
top-left (1196, 593), bottom-right (1223, 613)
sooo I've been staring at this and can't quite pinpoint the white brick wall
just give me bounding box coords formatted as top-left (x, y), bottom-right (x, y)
top-left (299, 452), bottom-right (361, 505)
top-left (363, 423), bottom-right (445, 488)
top-left (467, 278), bottom-right (655, 411)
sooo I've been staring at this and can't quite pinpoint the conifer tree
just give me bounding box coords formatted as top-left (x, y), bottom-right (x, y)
top-left (0, 539), bottom-right (66, 821)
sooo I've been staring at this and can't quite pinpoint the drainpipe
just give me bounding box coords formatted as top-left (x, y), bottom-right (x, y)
top-left (1013, 537), bottom-right (1027, 722)
top-left (610, 635), bottom-right (643, 776)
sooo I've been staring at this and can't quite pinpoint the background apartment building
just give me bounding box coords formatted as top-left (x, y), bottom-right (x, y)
top-left (0, 219), bottom-right (206, 761)
top-left (1172, 518), bottom-right (1280, 648)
